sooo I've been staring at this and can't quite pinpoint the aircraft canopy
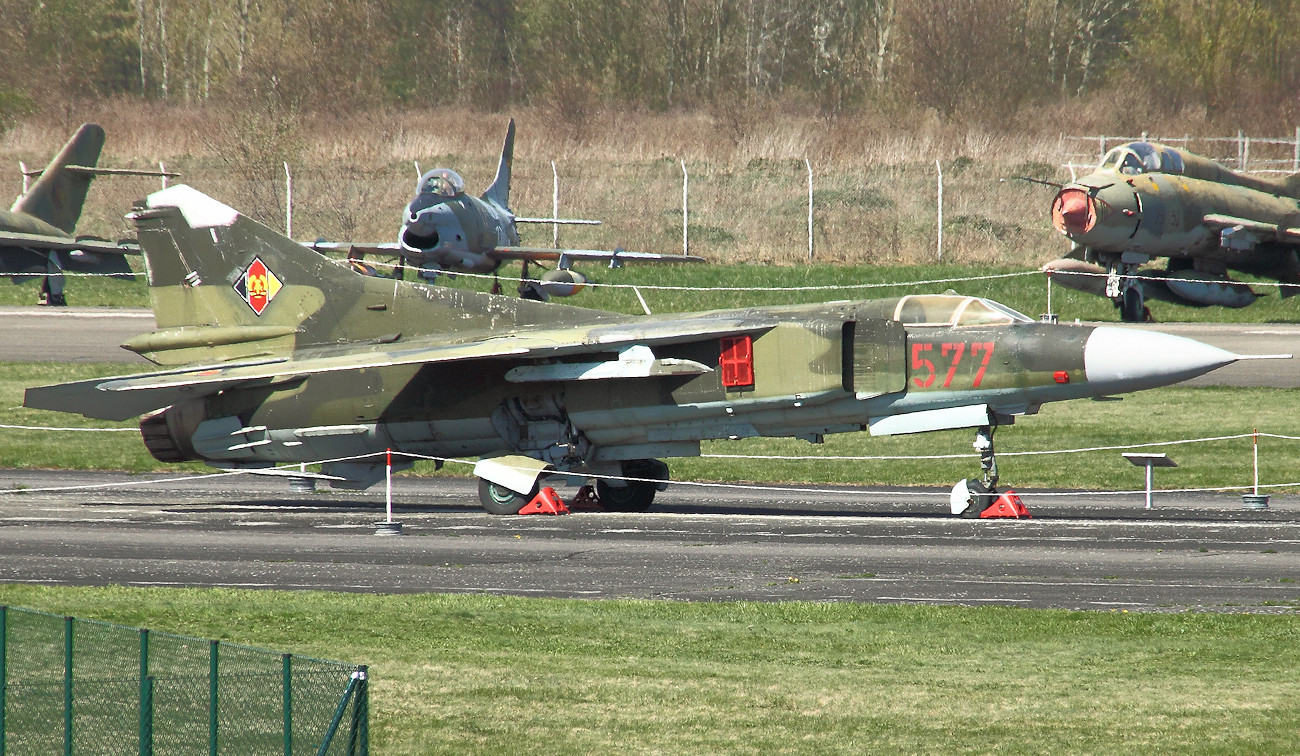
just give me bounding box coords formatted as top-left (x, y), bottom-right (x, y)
top-left (1098, 142), bottom-right (1185, 176)
top-left (418, 169), bottom-right (465, 198)
top-left (892, 295), bottom-right (1033, 327)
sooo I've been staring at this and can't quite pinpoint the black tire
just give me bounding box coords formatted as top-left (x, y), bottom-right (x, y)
top-left (595, 479), bottom-right (657, 512)
top-left (1119, 286), bottom-right (1144, 323)
top-left (959, 479), bottom-right (993, 518)
top-left (477, 478), bottom-right (536, 515)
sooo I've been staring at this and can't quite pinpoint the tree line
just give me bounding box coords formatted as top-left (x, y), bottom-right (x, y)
top-left (3, 0), bottom-right (1298, 128)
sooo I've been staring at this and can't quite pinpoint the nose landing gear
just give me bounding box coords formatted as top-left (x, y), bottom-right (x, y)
top-left (951, 424), bottom-right (999, 518)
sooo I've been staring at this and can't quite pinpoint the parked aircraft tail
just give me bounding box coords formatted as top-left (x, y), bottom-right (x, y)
top-left (12, 123), bottom-right (106, 233)
top-left (125, 184), bottom-right (402, 363)
top-left (481, 118), bottom-right (515, 208)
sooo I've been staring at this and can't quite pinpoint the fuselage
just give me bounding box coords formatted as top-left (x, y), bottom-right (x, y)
top-left (138, 292), bottom-right (1230, 478)
top-left (399, 168), bottom-right (518, 274)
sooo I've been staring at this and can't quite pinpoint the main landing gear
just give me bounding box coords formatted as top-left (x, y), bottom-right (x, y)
top-left (951, 425), bottom-right (1000, 518)
top-left (476, 458), bottom-right (668, 515)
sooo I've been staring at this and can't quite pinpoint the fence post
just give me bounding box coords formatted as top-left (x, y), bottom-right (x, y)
top-left (551, 160), bottom-right (559, 248)
top-left (283, 654), bottom-right (293, 756)
top-left (1238, 130), bottom-right (1245, 170)
top-left (1293, 126), bottom-right (1298, 173)
top-left (18, 162), bottom-right (26, 197)
top-left (209, 640), bottom-right (219, 756)
top-left (680, 159), bottom-right (689, 257)
top-left (139, 629), bottom-right (150, 756)
top-left (141, 677), bottom-right (154, 756)
top-left (64, 617), bottom-right (73, 756)
top-left (284, 162), bottom-right (293, 238)
top-left (350, 666), bottom-right (369, 756)
top-left (1, 606), bottom-right (6, 756)
top-left (935, 160), bottom-right (943, 262)
top-left (805, 157), bottom-right (813, 262)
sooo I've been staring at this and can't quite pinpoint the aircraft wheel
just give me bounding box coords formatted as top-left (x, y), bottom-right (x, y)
top-left (959, 479), bottom-right (993, 518)
top-left (1120, 286), bottom-right (1145, 323)
top-left (595, 479), bottom-right (657, 512)
top-left (477, 478), bottom-right (537, 515)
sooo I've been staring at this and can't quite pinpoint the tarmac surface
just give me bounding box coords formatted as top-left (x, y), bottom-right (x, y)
top-left (1, 469), bottom-right (1297, 613)
top-left (2, 308), bottom-right (1298, 613)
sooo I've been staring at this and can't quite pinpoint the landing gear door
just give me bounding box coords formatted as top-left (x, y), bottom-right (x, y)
top-left (844, 318), bottom-right (907, 399)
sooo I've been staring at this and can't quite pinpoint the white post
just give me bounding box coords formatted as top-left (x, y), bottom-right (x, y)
top-left (551, 160), bottom-right (559, 248)
top-left (1238, 129), bottom-right (1245, 170)
top-left (385, 448), bottom-right (394, 524)
top-left (19, 161), bottom-right (27, 196)
top-left (1046, 274), bottom-right (1053, 316)
top-left (935, 159), bottom-right (943, 262)
top-left (680, 159), bottom-right (689, 257)
top-left (1144, 464), bottom-right (1154, 510)
top-left (805, 157), bottom-right (814, 262)
top-left (1293, 126), bottom-right (1298, 173)
top-left (414, 160), bottom-right (421, 179)
top-left (283, 161), bottom-right (292, 238)
top-left (1253, 428), bottom-right (1260, 495)
top-left (1099, 135), bottom-right (1106, 157)
top-left (159, 161), bottom-right (168, 190)
top-left (1244, 135), bottom-right (1251, 171)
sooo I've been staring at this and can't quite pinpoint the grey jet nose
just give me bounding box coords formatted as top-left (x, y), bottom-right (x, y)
top-left (1084, 327), bottom-right (1237, 395)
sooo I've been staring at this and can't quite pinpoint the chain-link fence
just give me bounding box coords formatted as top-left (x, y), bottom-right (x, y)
top-left (0, 605), bottom-right (367, 755)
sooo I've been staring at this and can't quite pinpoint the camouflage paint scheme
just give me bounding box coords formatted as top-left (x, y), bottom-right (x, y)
top-left (27, 185), bottom-right (1243, 515)
top-left (0, 124), bottom-right (141, 304)
top-left (1044, 141), bottom-right (1300, 321)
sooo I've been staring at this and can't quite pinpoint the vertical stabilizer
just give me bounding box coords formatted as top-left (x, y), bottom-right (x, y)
top-left (12, 123), bottom-right (106, 233)
top-left (481, 118), bottom-right (515, 208)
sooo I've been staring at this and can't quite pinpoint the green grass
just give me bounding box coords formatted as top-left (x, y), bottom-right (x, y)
top-left (2, 584), bottom-right (1299, 754)
top-left (10, 261), bottom-right (1300, 323)
top-left (3, 362), bottom-right (1295, 491)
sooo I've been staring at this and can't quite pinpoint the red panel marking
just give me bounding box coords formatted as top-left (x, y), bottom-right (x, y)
top-left (719, 335), bottom-right (754, 388)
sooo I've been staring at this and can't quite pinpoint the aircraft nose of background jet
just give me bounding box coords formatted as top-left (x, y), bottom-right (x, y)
top-left (1084, 327), bottom-right (1237, 395)
top-left (1051, 187), bottom-right (1096, 235)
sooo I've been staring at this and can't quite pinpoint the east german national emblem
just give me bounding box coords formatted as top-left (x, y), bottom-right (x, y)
top-left (234, 257), bottom-right (282, 315)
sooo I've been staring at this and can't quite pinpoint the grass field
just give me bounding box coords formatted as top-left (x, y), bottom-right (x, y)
top-left (1, 585), bottom-right (1298, 754)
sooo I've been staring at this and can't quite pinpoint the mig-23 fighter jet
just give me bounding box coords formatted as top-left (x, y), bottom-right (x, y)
top-left (0, 123), bottom-right (173, 304)
top-left (26, 184), bottom-right (1269, 516)
top-left (1043, 140), bottom-right (1300, 321)
top-left (309, 119), bottom-right (702, 300)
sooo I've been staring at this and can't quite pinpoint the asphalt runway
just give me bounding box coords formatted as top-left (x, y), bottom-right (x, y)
top-left (1, 307), bottom-right (1297, 386)
top-left (1, 469), bottom-right (1297, 612)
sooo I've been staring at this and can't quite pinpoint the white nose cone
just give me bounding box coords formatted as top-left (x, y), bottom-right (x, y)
top-left (1085, 327), bottom-right (1237, 395)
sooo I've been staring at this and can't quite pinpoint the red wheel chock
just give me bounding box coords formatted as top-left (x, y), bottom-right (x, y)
top-left (517, 487), bottom-right (570, 516)
top-left (979, 490), bottom-right (1031, 519)
top-left (567, 484), bottom-right (603, 511)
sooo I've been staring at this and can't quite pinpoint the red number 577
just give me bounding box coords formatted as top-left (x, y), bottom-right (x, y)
top-left (910, 341), bottom-right (995, 389)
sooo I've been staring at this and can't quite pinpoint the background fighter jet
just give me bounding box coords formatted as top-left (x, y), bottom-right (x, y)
top-left (26, 185), bottom-right (1266, 516)
top-left (1042, 141), bottom-right (1300, 321)
top-left (0, 123), bottom-right (171, 305)
top-left (310, 119), bottom-right (702, 300)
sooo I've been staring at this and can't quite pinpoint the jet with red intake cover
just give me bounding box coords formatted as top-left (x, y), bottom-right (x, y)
top-left (24, 185), bottom-right (1280, 516)
top-left (1042, 140), bottom-right (1300, 321)
top-left (308, 118), bottom-right (702, 300)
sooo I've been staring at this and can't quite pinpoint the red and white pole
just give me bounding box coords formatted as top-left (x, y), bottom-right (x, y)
top-left (1252, 429), bottom-right (1259, 496)
top-left (385, 448), bottom-right (393, 523)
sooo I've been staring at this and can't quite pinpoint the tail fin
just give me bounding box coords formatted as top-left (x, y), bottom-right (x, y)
top-left (126, 184), bottom-right (388, 363)
top-left (481, 118), bottom-right (515, 208)
top-left (12, 123), bottom-right (106, 233)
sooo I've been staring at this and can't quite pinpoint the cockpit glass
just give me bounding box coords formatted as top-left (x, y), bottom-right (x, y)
top-left (418, 169), bottom-right (465, 198)
top-left (892, 295), bottom-right (1032, 326)
top-left (1099, 148), bottom-right (1123, 170)
top-left (1118, 150), bottom-right (1144, 175)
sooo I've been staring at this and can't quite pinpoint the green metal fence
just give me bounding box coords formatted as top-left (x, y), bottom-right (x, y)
top-left (0, 606), bottom-right (367, 755)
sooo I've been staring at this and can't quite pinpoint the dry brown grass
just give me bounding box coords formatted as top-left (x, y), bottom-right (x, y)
top-left (1, 102), bottom-right (1286, 269)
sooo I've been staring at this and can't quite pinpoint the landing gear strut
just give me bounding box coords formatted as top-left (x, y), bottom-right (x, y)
top-left (951, 424), bottom-right (999, 517)
top-left (1106, 263), bottom-right (1149, 323)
